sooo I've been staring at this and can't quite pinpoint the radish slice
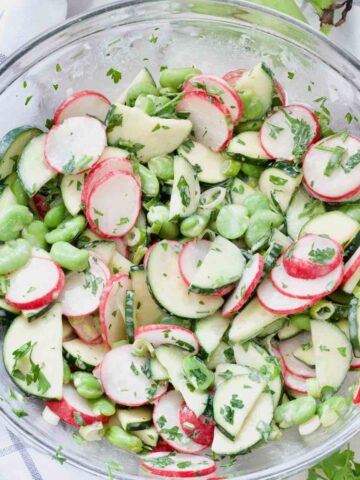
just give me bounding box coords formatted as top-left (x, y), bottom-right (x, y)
top-left (223, 68), bottom-right (287, 105)
top-left (178, 240), bottom-right (234, 297)
top-left (283, 235), bottom-right (342, 280)
top-left (179, 402), bottom-right (215, 446)
top-left (343, 246), bottom-right (360, 293)
top-left (353, 382), bottom-right (360, 404)
top-left (45, 384), bottom-right (108, 427)
top-left (183, 74), bottom-right (242, 123)
top-left (61, 253), bottom-right (108, 317)
top-left (351, 357), bottom-right (360, 370)
top-left (153, 390), bottom-right (205, 453)
top-left (68, 314), bottom-right (102, 345)
top-left (222, 253), bottom-right (263, 316)
top-left (283, 369), bottom-right (308, 394)
top-left (278, 332), bottom-right (316, 379)
top-left (175, 91), bottom-right (233, 152)
top-left (260, 105), bottom-right (320, 161)
top-left (99, 273), bottom-right (131, 347)
top-left (81, 156), bottom-right (137, 206)
top-left (257, 277), bottom-right (313, 315)
top-left (303, 134), bottom-right (360, 202)
top-left (101, 344), bottom-right (167, 406)
top-left (141, 451), bottom-right (216, 478)
top-left (53, 90), bottom-right (111, 125)
top-left (86, 170), bottom-right (141, 238)
top-left (6, 256), bottom-right (64, 310)
top-left (134, 324), bottom-right (199, 354)
top-left (271, 258), bottom-right (344, 300)
top-left (45, 116), bottom-right (106, 174)
top-left (93, 363), bottom-right (102, 379)
top-left (114, 238), bottom-right (129, 259)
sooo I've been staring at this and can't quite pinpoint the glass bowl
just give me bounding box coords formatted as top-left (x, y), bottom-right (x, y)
top-left (1, 1), bottom-right (360, 478)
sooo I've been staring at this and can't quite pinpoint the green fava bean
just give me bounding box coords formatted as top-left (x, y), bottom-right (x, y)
top-left (126, 84), bottom-right (159, 107)
top-left (147, 205), bottom-right (169, 225)
top-left (238, 89), bottom-right (264, 120)
top-left (72, 372), bottom-right (103, 399)
top-left (183, 356), bottom-right (214, 391)
top-left (159, 67), bottom-right (202, 90)
top-left (88, 396), bottom-right (116, 416)
top-left (63, 359), bottom-right (71, 384)
top-left (216, 204), bottom-right (249, 240)
top-left (245, 210), bottom-right (283, 249)
top-left (274, 396), bottom-right (316, 428)
top-left (243, 193), bottom-right (270, 216)
top-left (159, 221), bottom-right (179, 240)
top-left (221, 159), bottom-right (242, 177)
top-left (0, 205), bottom-right (33, 241)
top-left (235, 119), bottom-right (264, 134)
top-left (138, 165), bottom-right (160, 197)
top-left (0, 239), bottom-right (31, 275)
top-left (50, 241), bottom-right (89, 271)
top-left (10, 177), bottom-right (28, 205)
top-left (148, 155), bottom-right (174, 181)
top-left (22, 220), bottom-right (48, 249)
top-left (241, 162), bottom-right (265, 178)
top-left (180, 214), bottom-right (208, 238)
top-left (45, 215), bottom-right (86, 244)
top-left (44, 203), bottom-right (67, 229)
top-left (105, 426), bottom-right (143, 453)
top-left (318, 396), bottom-right (347, 418)
top-left (134, 94), bottom-right (156, 115)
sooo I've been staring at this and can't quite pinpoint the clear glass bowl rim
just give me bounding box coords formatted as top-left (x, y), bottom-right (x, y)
top-left (0, 1), bottom-right (360, 479)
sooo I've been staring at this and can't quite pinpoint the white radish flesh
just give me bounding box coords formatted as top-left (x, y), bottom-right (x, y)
top-left (134, 324), bottom-right (199, 353)
top-left (53, 90), bottom-right (111, 125)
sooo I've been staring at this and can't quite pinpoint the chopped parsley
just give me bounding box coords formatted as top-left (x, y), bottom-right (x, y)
top-left (55, 63), bottom-right (62, 72)
top-left (337, 347), bottom-right (347, 358)
top-left (106, 111), bottom-right (123, 133)
top-left (267, 123), bottom-right (284, 140)
top-left (343, 150), bottom-right (360, 173)
top-left (283, 109), bottom-right (311, 163)
top-left (323, 146), bottom-right (346, 176)
top-left (52, 446), bottom-right (66, 465)
top-left (308, 246), bottom-right (335, 265)
top-left (220, 404), bottom-right (234, 424)
top-left (24, 95), bottom-right (32, 106)
top-left (287, 71), bottom-right (295, 79)
top-left (269, 175), bottom-right (287, 186)
top-left (106, 68), bottom-right (122, 84)
top-left (177, 176), bottom-right (191, 207)
top-left (12, 408), bottom-right (28, 418)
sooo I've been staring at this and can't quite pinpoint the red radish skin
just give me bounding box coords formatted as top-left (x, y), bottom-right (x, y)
top-left (223, 68), bottom-right (287, 105)
top-left (6, 257), bottom-right (65, 310)
top-left (260, 105), bottom-right (320, 161)
top-left (153, 390), bottom-right (205, 453)
top-left (86, 170), bottom-right (141, 239)
top-left (81, 156), bottom-right (138, 206)
top-left (283, 235), bottom-right (342, 280)
top-left (278, 333), bottom-right (316, 379)
top-left (151, 443), bottom-right (174, 454)
top-left (68, 314), bottom-right (102, 345)
top-left (351, 357), bottom-right (360, 370)
top-left (343, 247), bottom-right (360, 285)
top-left (257, 277), bottom-right (314, 315)
top-left (272, 347), bottom-right (308, 394)
top-left (222, 253), bottom-right (264, 317)
top-left (179, 402), bottom-right (215, 446)
top-left (175, 91), bottom-right (233, 152)
top-left (304, 177), bottom-right (360, 203)
top-left (353, 382), bottom-right (360, 404)
top-left (99, 273), bottom-right (131, 347)
top-left (271, 258), bottom-right (344, 300)
top-left (141, 452), bottom-right (217, 478)
top-left (45, 116), bottom-right (106, 174)
top-left (45, 385), bottom-right (108, 427)
top-left (53, 90), bottom-right (111, 125)
top-left (134, 324), bottom-right (199, 354)
top-left (183, 74), bottom-right (243, 123)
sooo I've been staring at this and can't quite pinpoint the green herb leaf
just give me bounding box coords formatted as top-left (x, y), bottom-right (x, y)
top-left (267, 123), bottom-right (284, 140)
top-left (308, 247), bottom-right (335, 265)
top-left (269, 175), bottom-right (288, 186)
top-left (323, 146), bottom-right (346, 176)
top-left (177, 176), bottom-right (191, 207)
top-left (106, 68), bottom-right (122, 84)
top-left (343, 150), bottom-right (360, 173)
top-left (283, 109), bottom-right (311, 163)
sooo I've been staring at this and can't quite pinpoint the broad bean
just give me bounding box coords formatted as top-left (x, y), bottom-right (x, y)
top-left (235, 119), bottom-right (264, 134)
top-left (105, 426), bottom-right (143, 452)
top-left (274, 396), bottom-right (317, 428)
top-left (10, 176), bottom-right (28, 205)
top-left (237, 89), bottom-right (264, 120)
top-left (148, 155), bottom-right (174, 181)
top-left (183, 356), bottom-right (214, 391)
top-left (72, 372), bottom-right (103, 399)
top-left (245, 210), bottom-right (283, 249)
top-left (44, 203), bottom-right (67, 229)
top-left (126, 83), bottom-right (159, 107)
top-left (50, 241), bottom-right (89, 271)
top-left (0, 205), bottom-right (33, 241)
top-left (158, 221), bottom-right (179, 240)
top-left (159, 67), bottom-right (202, 90)
top-left (243, 192), bottom-right (270, 216)
top-left (216, 204), bottom-right (249, 240)
top-left (88, 397), bottom-right (116, 416)
top-left (138, 165), bottom-right (160, 197)
top-left (241, 162), bottom-right (264, 178)
top-left (180, 214), bottom-right (209, 238)
top-left (0, 239), bottom-right (31, 274)
top-left (221, 158), bottom-right (242, 177)
top-left (63, 359), bottom-right (71, 384)
top-left (45, 215), bottom-right (86, 244)
top-left (22, 220), bottom-right (48, 249)
top-left (147, 205), bottom-right (169, 225)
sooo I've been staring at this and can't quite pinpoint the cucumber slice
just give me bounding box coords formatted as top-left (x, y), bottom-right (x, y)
top-left (130, 266), bottom-right (163, 326)
top-left (213, 374), bottom-right (266, 439)
top-left (155, 344), bottom-right (208, 417)
top-left (0, 126), bottom-right (42, 180)
top-left (17, 133), bottom-right (56, 196)
top-left (349, 297), bottom-right (360, 357)
top-left (229, 177), bottom-right (256, 205)
top-left (117, 68), bottom-right (156, 104)
top-left (63, 339), bottom-right (109, 371)
top-left (150, 358), bottom-right (169, 380)
top-left (294, 343), bottom-right (315, 367)
top-left (0, 186), bottom-right (17, 211)
top-left (229, 298), bottom-right (279, 343)
top-left (206, 342), bottom-right (235, 370)
top-left (214, 363), bottom-right (250, 386)
top-left (286, 187), bottom-right (325, 240)
top-left (178, 140), bottom-right (228, 184)
top-left (234, 63), bottom-right (274, 119)
top-left (133, 426), bottom-right (159, 447)
top-left (212, 392), bottom-right (274, 454)
top-left (300, 211), bottom-right (359, 245)
top-left (118, 407), bottom-right (152, 431)
top-left (227, 131), bottom-right (271, 164)
top-left (311, 320), bottom-right (351, 390)
top-left (195, 313), bottom-right (230, 355)
top-left (146, 241), bottom-right (223, 319)
top-left (3, 304), bottom-right (62, 399)
top-left (259, 167), bottom-right (302, 213)
top-left (270, 229), bottom-right (292, 252)
top-left (277, 320), bottom-right (302, 340)
top-left (169, 155), bottom-right (200, 220)
top-left (61, 172), bottom-right (85, 216)
top-left (190, 236), bottom-right (245, 294)
top-left (124, 289), bottom-right (136, 343)
top-left (257, 317), bottom-right (285, 337)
